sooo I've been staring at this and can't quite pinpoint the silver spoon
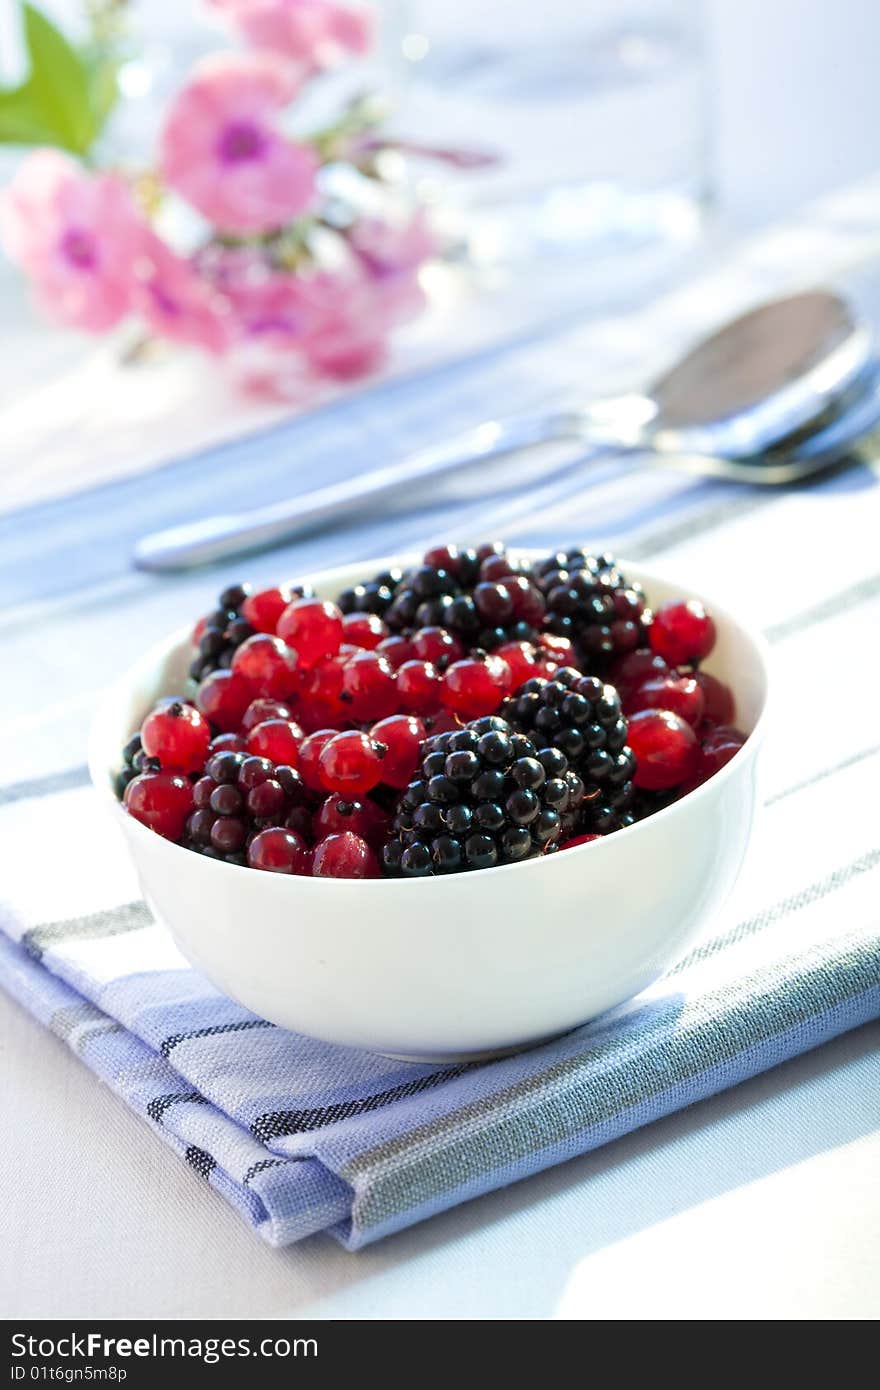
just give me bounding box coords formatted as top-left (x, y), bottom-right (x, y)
top-left (133, 289), bottom-right (873, 572)
top-left (415, 356), bottom-right (880, 553)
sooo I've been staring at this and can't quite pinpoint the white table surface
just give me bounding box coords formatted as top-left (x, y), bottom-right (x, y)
top-left (3, 0), bottom-right (880, 1321)
top-left (2, 988), bottom-right (876, 1319)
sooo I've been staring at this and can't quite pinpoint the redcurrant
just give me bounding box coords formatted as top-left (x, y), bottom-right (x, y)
top-left (312, 832), bottom-right (380, 879)
top-left (442, 654), bottom-right (510, 719)
top-left (318, 730), bottom-right (385, 796)
top-left (628, 709), bottom-right (699, 790)
top-left (196, 670), bottom-right (253, 733)
top-left (248, 827), bottom-right (310, 874)
top-left (371, 714), bottom-right (425, 788)
top-left (124, 771), bottom-right (194, 841)
top-left (141, 701), bottom-right (210, 774)
top-left (246, 719), bottom-right (303, 765)
top-left (277, 598), bottom-right (343, 669)
top-left (650, 599), bottom-right (716, 665)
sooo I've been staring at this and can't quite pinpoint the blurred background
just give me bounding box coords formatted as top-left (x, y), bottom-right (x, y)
top-left (1, 0), bottom-right (880, 509)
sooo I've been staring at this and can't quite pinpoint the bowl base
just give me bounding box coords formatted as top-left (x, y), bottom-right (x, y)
top-left (377, 1028), bottom-right (571, 1064)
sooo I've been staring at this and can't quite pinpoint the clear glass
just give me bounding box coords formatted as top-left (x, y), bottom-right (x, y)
top-left (389, 0), bottom-right (711, 270)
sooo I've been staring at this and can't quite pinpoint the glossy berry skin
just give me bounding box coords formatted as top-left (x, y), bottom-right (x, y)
top-left (340, 651), bottom-right (398, 722)
top-left (423, 543), bottom-right (473, 576)
top-left (536, 550), bottom-right (648, 668)
top-left (245, 719), bottom-right (303, 765)
top-left (539, 632), bottom-right (575, 664)
top-left (412, 627), bottom-right (464, 667)
top-left (395, 659), bottom-right (441, 715)
top-left (196, 669), bottom-right (253, 733)
top-left (318, 730), bottom-right (385, 796)
top-left (124, 771), bottom-right (194, 841)
top-left (609, 648), bottom-right (670, 697)
top-left (141, 701), bottom-right (210, 774)
top-left (342, 612), bottom-right (388, 649)
top-left (699, 724), bottom-right (746, 778)
top-left (297, 657), bottom-right (347, 732)
top-left (241, 586), bottom-right (293, 635)
top-left (650, 599), bottom-right (716, 666)
top-left (246, 777), bottom-right (287, 820)
top-left (423, 709), bottom-right (461, 736)
top-left (500, 575), bottom-right (546, 626)
top-left (628, 709), bottom-right (699, 790)
top-left (503, 671), bottom-right (634, 833)
top-left (559, 833), bottom-right (601, 851)
top-left (235, 755), bottom-right (274, 790)
top-left (442, 654), bottom-right (510, 719)
top-left (387, 715), bottom-right (578, 876)
top-left (494, 640), bottom-right (542, 691)
top-left (313, 796), bottom-right (390, 849)
top-left (187, 582), bottom-right (255, 683)
top-left (371, 714), bottom-right (426, 788)
top-left (299, 729), bottom-right (339, 791)
top-left (376, 634), bottom-right (416, 670)
top-left (240, 697), bottom-right (294, 732)
top-left (277, 598), bottom-right (343, 669)
top-left (694, 671), bottom-right (735, 725)
top-left (208, 732), bottom-right (246, 755)
top-left (312, 832), bottom-right (380, 879)
top-left (474, 580), bottom-right (514, 627)
top-left (231, 633), bottom-right (299, 699)
top-left (210, 815), bottom-right (247, 854)
top-left (247, 827), bottom-right (309, 874)
top-left (623, 674), bottom-right (705, 728)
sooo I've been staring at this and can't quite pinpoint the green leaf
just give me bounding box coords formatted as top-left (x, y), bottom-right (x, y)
top-left (0, 4), bottom-right (98, 154)
top-left (84, 48), bottom-right (120, 134)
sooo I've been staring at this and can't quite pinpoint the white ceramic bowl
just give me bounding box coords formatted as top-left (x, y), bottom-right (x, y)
top-left (89, 555), bottom-right (769, 1060)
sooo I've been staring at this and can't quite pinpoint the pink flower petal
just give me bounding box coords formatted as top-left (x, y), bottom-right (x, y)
top-left (159, 51), bottom-right (317, 233)
top-left (0, 150), bottom-right (146, 332)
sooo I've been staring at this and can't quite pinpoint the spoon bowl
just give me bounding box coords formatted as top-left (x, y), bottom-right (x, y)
top-left (643, 289), bottom-right (874, 457)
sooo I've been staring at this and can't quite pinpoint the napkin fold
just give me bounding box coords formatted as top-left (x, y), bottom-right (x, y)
top-left (1, 778), bottom-right (877, 1249)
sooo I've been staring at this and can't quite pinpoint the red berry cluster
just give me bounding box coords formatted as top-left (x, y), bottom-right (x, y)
top-left (612, 598), bottom-right (745, 798)
top-left (116, 548), bottom-right (748, 878)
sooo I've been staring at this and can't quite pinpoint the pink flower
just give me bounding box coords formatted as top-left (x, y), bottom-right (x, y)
top-left (348, 210), bottom-right (437, 281)
top-left (209, 249), bottom-right (419, 395)
top-left (159, 52), bottom-right (318, 234)
top-left (0, 149), bottom-right (145, 332)
top-left (210, 0), bottom-right (374, 71)
top-left (132, 236), bottom-right (231, 353)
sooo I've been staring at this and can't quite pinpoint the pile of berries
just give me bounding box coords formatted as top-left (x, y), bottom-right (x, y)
top-left (385, 716), bottom-right (587, 877)
top-left (116, 545), bottom-right (747, 878)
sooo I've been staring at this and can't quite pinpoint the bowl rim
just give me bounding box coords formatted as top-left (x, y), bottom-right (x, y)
top-left (88, 551), bottom-right (771, 888)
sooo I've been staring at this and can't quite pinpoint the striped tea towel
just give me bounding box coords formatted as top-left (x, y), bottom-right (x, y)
top-left (3, 184), bottom-right (880, 1248)
top-left (0, 774), bottom-right (877, 1248)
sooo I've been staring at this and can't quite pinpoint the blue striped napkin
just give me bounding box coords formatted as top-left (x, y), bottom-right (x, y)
top-left (3, 200), bottom-right (880, 1248)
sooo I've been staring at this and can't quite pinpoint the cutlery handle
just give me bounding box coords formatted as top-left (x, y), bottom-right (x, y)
top-left (132, 408), bottom-right (593, 572)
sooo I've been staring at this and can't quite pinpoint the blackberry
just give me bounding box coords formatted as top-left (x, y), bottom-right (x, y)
top-left (503, 670), bottom-right (636, 834)
top-left (378, 546), bottom-right (547, 650)
top-left (535, 549), bottom-right (650, 672)
top-left (189, 581), bottom-right (254, 683)
top-left (337, 567), bottom-right (404, 618)
top-left (113, 732), bottom-right (144, 798)
top-left (383, 715), bottom-right (582, 877)
top-left (182, 753), bottom-right (312, 862)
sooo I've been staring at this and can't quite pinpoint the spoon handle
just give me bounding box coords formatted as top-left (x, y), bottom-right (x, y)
top-left (132, 408), bottom-right (600, 572)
